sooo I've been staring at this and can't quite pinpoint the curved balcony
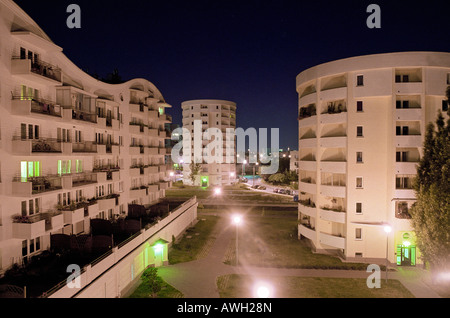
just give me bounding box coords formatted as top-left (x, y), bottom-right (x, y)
top-left (319, 208), bottom-right (346, 224)
top-left (395, 162), bottom-right (419, 174)
top-left (299, 92), bottom-right (317, 107)
top-left (11, 96), bottom-right (62, 118)
top-left (320, 136), bottom-right (347, 148)
top-left (320, 161), bottom-right (346, 174)
top-left (298, 160), bottom-right (317, 172)
top-left (319, 87), bottom-right (347, 101)
top-left (395, 135), bottom-right (422, 148)
top-left (298, 201), bottom-right (316, 218)
top-left (394, 82), bottom-right (422, 95)
top-left (319, 232), bottom-right (345, 249)
top-left (320, 184), bottom-right (346, 198)
top-left (320, 111), bottom-right (347, 125)
top-left (395, 108), bottom-right (422, 121)
top-left (298, 224), bottom-right (316, 243)
top-left (298, 115), bottom-right (317, 127)
top-left (11, 57), bottom-right (62, 85)
top-left (298, 181), bottom-right (316, 194)
top-left (299, 137), bottom-right (317, 148)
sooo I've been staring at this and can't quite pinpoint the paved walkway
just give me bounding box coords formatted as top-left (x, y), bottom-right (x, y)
top-left (158, 215), bottom-right (441, 298)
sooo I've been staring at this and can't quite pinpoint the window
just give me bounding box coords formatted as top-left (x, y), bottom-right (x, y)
top-left (356, 177), bottom-right (363, 189)
top-left (21, 123), bottom-right (39, 139)
top-left (355, 252), bottom-right (363, 257)
top-left (442, 100), bottom-right (449, 112)
top-left (355, 228), bottom-right (362, 240)
top-left (356, 126), bottom-right (363, 137)
top-left (356, 101), bottom-right (363, 112)
top-left (356, 75), bottom-right (364, 86)
top-left (395, 75), bottom-right (409, 83)
top-left (396, 151), bottom-right (408, 162)
top-left (356, 152), bottom-right (363, 163)
top-left (356, 202), bottom-right (362, 214)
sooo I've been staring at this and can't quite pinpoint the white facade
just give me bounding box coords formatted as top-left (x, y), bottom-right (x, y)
top-left (0, 0), bottom-right (173, 274)
top-left (181, 99), bottom-right (237, 186)
top-left (296, 51), bottom-right (450, 266)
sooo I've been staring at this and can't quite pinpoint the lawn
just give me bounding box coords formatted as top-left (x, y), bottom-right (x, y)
top-left (217, 274), bottom-right (414, 298)
top-left (127, 268), bottom-right (183, 298)
top-left (168, 215), bottom-right (220, 264)
top-left (223, 215), bottom-right (380, 270)
top-left (166, 185), bottom-right (294, 203)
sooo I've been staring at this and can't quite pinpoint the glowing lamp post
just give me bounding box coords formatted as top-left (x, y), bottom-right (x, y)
top-left (242, 159), bottom-right (247, 178)
top-left (232, 214), bottom-right (242, 266)
top-left (214, 187), bottom-right (222, 196)
top-left (384, 225), bottom-right (392, 283)
top-left (254, 282), bottom-right (273, 298)
top-left (169, 171), bottom-right (175, 184)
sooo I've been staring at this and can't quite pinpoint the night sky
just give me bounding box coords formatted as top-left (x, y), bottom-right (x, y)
top-left (13, 0), bottom-right (450, 150)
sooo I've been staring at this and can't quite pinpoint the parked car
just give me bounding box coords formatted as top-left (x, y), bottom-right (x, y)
top-left (285, 189), bottom-right (291, 195)
top-left (258, 185), bottom-right (266, 190)
top-left (278, 189), bottom-right (286, 194)
top-left (273, 188), bottom-right (279, 193)
top-left (251, 185), bottom-right (259, 189)
top-left (240, 177), bottom-right (248, 183)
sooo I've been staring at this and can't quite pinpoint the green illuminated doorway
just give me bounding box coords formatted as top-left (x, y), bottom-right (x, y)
top-left (396, 244), bottom-right (416, 266)
top-left (201, 176), bottom-right (209, 187)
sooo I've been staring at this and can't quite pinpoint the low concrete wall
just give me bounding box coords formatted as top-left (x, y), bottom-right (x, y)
top-left (48, 197), bottom-right (198, 298)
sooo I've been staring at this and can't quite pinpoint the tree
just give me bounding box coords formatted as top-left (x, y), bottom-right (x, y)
top-left (268, 173), bottom-right (286, 184)
top-left (409, 87), bottom-right (450, 279)
top-left (141, 267), bottom-right (162, 298)
top-left (189, 162), bottom-right (202, 185)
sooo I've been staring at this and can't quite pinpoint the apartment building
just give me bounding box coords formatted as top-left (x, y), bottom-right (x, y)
top-left (296, 51), bottom-right (450, 266)
top-left (0, 0), bottom-right (172, 273)
top-left (181, 99), bottom-right (237, 186)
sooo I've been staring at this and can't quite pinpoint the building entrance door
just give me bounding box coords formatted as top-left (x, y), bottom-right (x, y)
top-left (396, 244), bottom-right (416, 266)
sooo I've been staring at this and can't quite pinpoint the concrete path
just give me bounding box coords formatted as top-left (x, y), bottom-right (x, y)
top-left (158, 215), bottom-right (441, 298)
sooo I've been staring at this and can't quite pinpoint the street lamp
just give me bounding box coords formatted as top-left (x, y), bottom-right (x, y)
top-left (252, 162), bottom-right (259, 186)
top-left (254, 281), bottom-right (273, 298)
top-left (169, 171), bottom-right (175, 183)
top-left (232, 214), bottom-right (242, 266)
top-left (384, 225), bottom-right (392, 283)
top-left (214, 187), bottom-right (222, 196)
top-left (230, 171), bottom-right (235, 184)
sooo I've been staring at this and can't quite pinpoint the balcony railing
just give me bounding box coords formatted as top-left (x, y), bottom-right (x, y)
top-left (72, 141), bottom-right (98, 153)
top-left (13, 175), bottom-right (62, 195)
top-left (68, 108), bottom-right (97, 123)
top-left (12, 56), bottom-right (62, 82)
top-left (12, 136), bottom-right (62, 153)
top-left (12, 95), bottom-right (62, 117)
top-left (71, 172), bottom-right (97, 187)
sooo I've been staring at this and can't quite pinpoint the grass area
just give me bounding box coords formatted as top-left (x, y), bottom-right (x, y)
top-left (217, 274), bottom-right (415, 298)
top-left (224, 215), bottom-right (380, 270)
top-left (128, 269), bottom-right (183, 298)
top-left (165, 184), bottom-right (294, 203)
top-left (168, 215), bottom-right (220, 264)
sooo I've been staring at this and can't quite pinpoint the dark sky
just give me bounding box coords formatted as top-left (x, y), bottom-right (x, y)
top-left (13, 0), bottom-right (450, 150)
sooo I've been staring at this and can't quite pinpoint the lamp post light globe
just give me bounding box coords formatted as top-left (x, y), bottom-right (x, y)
top-left (384, 225), bottom-right (392, 233)
top-left (254, 282), bottom-right (273, 298)
top-left (214, 188), bottom-right (222, 196)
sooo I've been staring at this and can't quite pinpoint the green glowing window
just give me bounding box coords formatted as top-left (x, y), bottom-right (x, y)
top-left (76, 160), bottom-right (83, 173)
top-left (158, 107), bottom-right (164, 115)
top-left (58, 160), bottom-right (72, 175)
top-left (21, 161), bottom-right (40, 181)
